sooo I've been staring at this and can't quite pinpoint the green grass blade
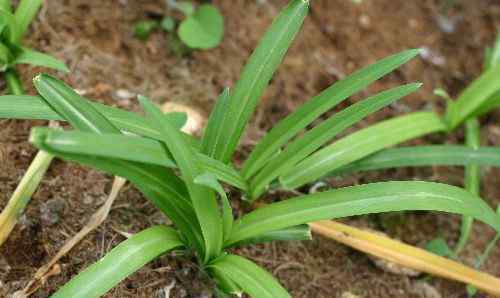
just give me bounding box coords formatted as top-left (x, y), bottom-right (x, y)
top-left (194, 172), bottom-right (234, 241)
top-left (328, 145), bottom-right (500, 176)
top-left (226, 181), bottom-right (500, 246)
top-left (445, 63), bottom-right (500, 129)
top-left (0, 95), bottom-right (188, 139)
top-left (211, 0), bottom-right (309, 163)
top-left (33, 74), bottom-right (120, 133)
top-left (12, 47), bottom-right (69, 72)
top-left (31, 128), bottom-right (247, 190)
top-left (30, 129), bottom-right (204, 252)
top-left (50, 225), bottom-right (183, 298)
top-left (226, 224), bottom-right (311, 248)
top-left (140, 96), bottom-right (222, 263)
top-left (12, 0), bottom-right (42, 43)
top-left (201, 87), bottom-right (230, 158)
top-left (280, 112), bottom-right (446, 189)
top-left (455, 118), bottom-right (481, 255)
top-left (209, 254), bottom-right (291, 298)
top-left (0, 8), bottom-right (19, 43)
top-left (242, 49), bottom-right (422, 179)
top-left (248, 83), bottom-right (421, 199)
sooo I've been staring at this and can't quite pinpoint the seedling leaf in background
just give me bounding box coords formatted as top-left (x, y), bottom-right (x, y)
top-left (134, 20), bottom-right (159, 40)
top-left (178, 4), bottom-right (224, 49)
top-left (425, 237), bottom-right (454, 258)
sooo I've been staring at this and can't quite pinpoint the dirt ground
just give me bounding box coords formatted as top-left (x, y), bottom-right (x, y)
top-left (1, 0), bottom-right (500, 297)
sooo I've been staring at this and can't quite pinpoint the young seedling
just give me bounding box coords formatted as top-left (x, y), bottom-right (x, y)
top-left (0, 0), bottom-right (68, 94)
top-left (2, 1), bottom-right (500, 297)
top-left (0, 0), bottom-right (69, 247)
top-left (134, 0), bottom-right (224, 54)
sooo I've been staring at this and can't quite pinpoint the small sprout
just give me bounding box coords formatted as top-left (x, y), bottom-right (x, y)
top-left (161, 16), bottom-right (176, 32)
top-left (178, 4), bottom-right (224, 49)
top-left (425, 237), bottom-right (453, 258)
top-left (133, 20), bottom-right (159, 40)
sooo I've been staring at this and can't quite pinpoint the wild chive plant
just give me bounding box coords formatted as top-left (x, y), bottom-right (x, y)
top-left (134, 0), bottom-right (224, 53)
top-left (1, 1), bottom-right (500, 297)
top-left (0, 0), bottom-right (68, 246)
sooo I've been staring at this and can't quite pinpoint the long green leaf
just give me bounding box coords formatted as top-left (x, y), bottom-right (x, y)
top-left (50, 225), bottom-right (183, 298)
top-left (242, 49), bottom-right (422, 179)
top-left (328, 145), bottom-right (500, 176)
top-left (209, 254), bottom-right (291, 298)
top-left (445, 63), bottom-right (500, 129)
top-left (31, 128), bottom-right (247, 190)
top-left (226, 224), bottom-right (311, 248)
top-left (201, 87), bottom-right (230, 158)
top-left (280, 112), bottom-right (446, 189)
top-left (0, 94), bottom-right (189, 139)
top-left (0, 8), bottom-right (18, 43)
top-left (212, 0), bottom-right (309, 163)
top-left (140, 96), bottom-right (222, 263)
top-left (33, 74), bottom-right (120, 133)
top-left (12, 0), bottom-right (43, 43)
top-left (227, 181), bottom-right (500, 246)
top-left (30, 129), bottom-right (204, 251)
top-left (13, 47), bottom-right (69, 72)
top-left (248, 83), bottom-right (421, 199)
top-left (455, 118), bottom-right (481, 255)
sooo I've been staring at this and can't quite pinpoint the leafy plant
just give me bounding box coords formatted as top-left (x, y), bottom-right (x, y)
top-left (0, 0), bottom-right (68, 94)
top-left (2, 1), bottom-right (500, 297)
top-left (134, 1), bottom-right (224, 53)
top-left (0, 0), bottom-right (69, 247)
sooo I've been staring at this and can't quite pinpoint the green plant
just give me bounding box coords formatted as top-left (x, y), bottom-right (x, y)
top-left (0, 0), bottom-right (68, 94)
top-left (134, 1), bottom-right (224, 53)
top-left (2, 1), bottom-right (500, 297)
top-left (0, 0), bottom-right (69, 247)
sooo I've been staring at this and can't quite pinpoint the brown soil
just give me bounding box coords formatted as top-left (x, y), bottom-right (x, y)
top-left (1, 0), bottom-right (500, 297)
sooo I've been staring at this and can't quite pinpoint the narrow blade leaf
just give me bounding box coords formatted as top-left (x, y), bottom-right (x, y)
top-left (31, 128), bottom-right (247, 190)
top-left (211, 0), bottom-right (309, 163)
top-left (328, 145), bottom-right (500, 176)
top-left (280, 112), bottom-right (446, 189)
top-left (209, 254), bottom-right (291, 298)
top-left (248, 83), bottom-right (421, 198)
top-left (227, 181), bottom-right (500, 246)
top-left (13, 47), bottom-right (69, 72)
top-left (226, 224), bottom-right (311, 248)
top-left (0, 94), bottom-right (189, 139)
top-left (242, 49), bottom-right (422, 179)
top-left (140, 96), bottom-right (222, 262)
top-left (51, 226), bottom-right (183, 298)
top-left (30, 129), bottom-right (204, 252)
top-left (445, 63), bottom-right (500, 129)
top-left (12, 0), bottom-right (43, 43)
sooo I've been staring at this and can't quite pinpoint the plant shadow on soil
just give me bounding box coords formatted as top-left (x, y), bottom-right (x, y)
top-left (1, 0), bottom-right (500, 297)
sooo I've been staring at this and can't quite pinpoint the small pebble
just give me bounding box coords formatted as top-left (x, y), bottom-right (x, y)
top-left (410, 281), bottom-right (442, 298)
top-left (341, 292), bottom-right (363, 298)
top-left (358, 15), bottom-right (371, 28)
top-left (40, 198), bottom-right (66, 226)
top-left (113, 89), bottom-right (135, 101)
